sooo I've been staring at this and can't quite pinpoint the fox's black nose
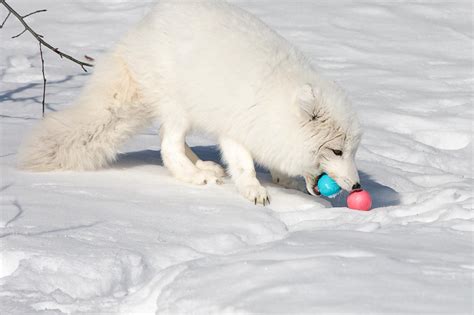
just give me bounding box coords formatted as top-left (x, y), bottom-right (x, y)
top-left (352, 183), bottom-right (361, 190)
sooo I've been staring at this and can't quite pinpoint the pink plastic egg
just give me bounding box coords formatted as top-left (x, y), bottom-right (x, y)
top-left (347, 189), bottom-right (372, 211)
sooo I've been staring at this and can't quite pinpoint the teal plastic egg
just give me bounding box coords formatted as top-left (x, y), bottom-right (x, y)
top-left (317, 174), bottom-right (341, 197)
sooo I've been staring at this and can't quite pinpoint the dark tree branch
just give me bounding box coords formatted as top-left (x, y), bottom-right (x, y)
top-left (39, 42), bottom-right (46, 116)
top-left (1, 0), bottom-right (94, 116)
top-left (0, 10), bottom-right (9, 28)
top-left (22, 9), bottom-right (47, 19)
top-left (11, 27), bottom-right (26, 38)
top-left (0, 0), bottom-right (93, 70)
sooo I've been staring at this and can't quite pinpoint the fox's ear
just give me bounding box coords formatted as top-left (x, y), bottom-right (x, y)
top-left (295, 84), bottom-right (317, 117)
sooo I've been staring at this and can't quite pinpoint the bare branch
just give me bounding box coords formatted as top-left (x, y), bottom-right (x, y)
top-left (39, 42), bottom-right (46, 117)
top-left (22, 9), bottom-right (47, 19)
top-left (11, 27), bottom-right (26, 38)
top-left (0, 10), bottom-right (10, 28)
top-left (85, 55), bottom-right (95, 62)
top-left (0, 0), bottom-right (93, 70)
top-left (1, 0), bottom-right (94, 116)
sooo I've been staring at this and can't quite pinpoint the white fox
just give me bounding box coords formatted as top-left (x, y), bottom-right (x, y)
top-left (20, 0), bottom-right (362, 204)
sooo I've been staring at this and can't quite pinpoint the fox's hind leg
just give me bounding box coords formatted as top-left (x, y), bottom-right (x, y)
top-left (184, 144), bottom-right (226, 178)
top-left (219, 137), bottom-right (269, 205)
top-left (160, 121), bottom-right (222, 185)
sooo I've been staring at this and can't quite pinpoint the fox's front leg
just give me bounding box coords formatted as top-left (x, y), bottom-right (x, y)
top-left (219, 137), bottom-right (269, 205)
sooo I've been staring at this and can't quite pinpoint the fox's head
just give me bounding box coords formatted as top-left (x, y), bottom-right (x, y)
top-left (293, 82), bottom-right (362, 195)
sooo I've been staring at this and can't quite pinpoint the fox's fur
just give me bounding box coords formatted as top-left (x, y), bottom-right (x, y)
top-left (20, 0), bottom-right (362, 204)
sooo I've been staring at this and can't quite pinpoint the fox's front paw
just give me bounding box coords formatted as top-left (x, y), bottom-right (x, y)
top-left (195, 160), bottom-right (226, 178)
top-left (239, 184), bottom-right (270, 206)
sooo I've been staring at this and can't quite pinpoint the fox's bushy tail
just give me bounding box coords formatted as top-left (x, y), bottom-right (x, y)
top-left (19, 53), bottom-right (154, 171)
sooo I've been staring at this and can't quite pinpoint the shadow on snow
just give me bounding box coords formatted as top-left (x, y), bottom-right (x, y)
top-left (115, 145), bottom-right (400, 209)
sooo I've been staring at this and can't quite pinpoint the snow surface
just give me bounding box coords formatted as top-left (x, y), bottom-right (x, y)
top-left (0, 0), bottom-right (473, 314)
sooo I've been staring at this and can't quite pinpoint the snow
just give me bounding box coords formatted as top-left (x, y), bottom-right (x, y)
top-left (0, 0), bottom-right (473, 314)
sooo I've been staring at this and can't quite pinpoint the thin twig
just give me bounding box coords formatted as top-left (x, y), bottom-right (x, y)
top-left (39, 42), bottom-right (46, 117)
top-left (1, 0), bottom-right (93, 116)
top-left (22, 9), bottom-right (47, 19)
top-left (11, 27), bottom-right (26, 38)
top-left (0, 10), bottom-right (10, 28)
top-left (0, 0), bottom-right (93, 70)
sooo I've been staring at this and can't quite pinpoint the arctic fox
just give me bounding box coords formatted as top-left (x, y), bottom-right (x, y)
top-left (20, 0), bottom-right (362, 204)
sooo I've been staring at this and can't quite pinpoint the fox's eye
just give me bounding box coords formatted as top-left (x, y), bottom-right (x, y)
top-left (331, 149), bottom-right (343, 156)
